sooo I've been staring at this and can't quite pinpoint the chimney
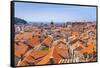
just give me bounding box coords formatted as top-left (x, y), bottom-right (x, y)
top-left (49, 57), bottom-right (54, 64)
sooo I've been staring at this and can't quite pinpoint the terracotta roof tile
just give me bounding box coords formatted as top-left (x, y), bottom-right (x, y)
top-left (15, 32), bottom-right (33, 40)
top-left (42, 35), bottom-right (53, 46)
top-left (15, 42), bottom-right (29, 58)
top-left (27, 36), bottom-right (40, 47)
top-left (17, 50), bottom-right (49, 66)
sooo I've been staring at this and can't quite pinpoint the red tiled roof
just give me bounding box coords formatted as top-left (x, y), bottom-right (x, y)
top-left (42, 35), bottom-right (53, 46)
top-left (27, 36), bottom-right (40, 47)
top-left (81, 40), bottom-right (96, 54)
top-left (15, 32), bottom-right (33, 40)
top-left (37, 41), bottom-right (68, 65)
top-left (15, 42), bottom-right (28, 58)
top-left (54, 42), bottom-right (68, 57)
top-left (17, 50), bottom-right (49, 66)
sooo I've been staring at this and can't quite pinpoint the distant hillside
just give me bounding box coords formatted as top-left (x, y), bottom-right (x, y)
top-left (15, 17), bottom-right (28, 24)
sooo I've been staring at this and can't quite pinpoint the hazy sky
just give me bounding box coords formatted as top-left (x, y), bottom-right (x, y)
top-left (15, 2), bottom-right (96, 22)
